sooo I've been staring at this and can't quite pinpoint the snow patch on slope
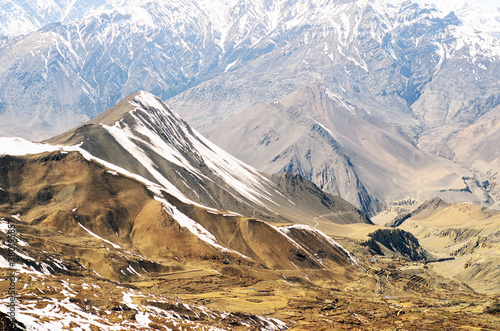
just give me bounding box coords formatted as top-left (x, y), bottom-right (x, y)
top-left (282, 224), bottom-right (360, 265)
top-left (156, 195), bottom-right (252, 260)
top-left (103, 122), bottom-right (194, 201)
top-left (77, 222), bottom-right (122, 249)
top-left (0, 137), bottom-right (60, 156)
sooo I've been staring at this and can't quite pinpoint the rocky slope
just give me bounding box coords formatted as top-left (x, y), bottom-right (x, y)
top-left (362, 228), bottom-right (431, 262)
top-left (0, 140), bottom-right (364, 329)
top-left (205, 83), bottom-right (491, 215)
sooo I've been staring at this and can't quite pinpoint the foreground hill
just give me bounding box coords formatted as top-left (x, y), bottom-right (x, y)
top-left (0, 148), bottom-right (361, 279)
top-left (0, 140), bottom-right (365, 329)
top-left (0, 142), bottom-right (498, 329)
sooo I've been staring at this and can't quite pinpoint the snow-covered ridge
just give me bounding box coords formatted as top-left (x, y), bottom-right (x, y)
top-left (0, 137), bottom-right (61, 156)
top-left (0, 136), bottom-right (247, 257)
top-left (103, 91), bottom-right (277, 207)
top-left (5, 0), bottom-right (498, 48)
top-left (2, 0), bottom-right (498, 101)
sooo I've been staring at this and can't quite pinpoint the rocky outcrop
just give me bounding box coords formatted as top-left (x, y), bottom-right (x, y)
top-left (362, 229), bottom-right (431, 262)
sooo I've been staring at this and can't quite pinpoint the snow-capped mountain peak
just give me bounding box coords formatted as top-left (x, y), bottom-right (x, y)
top-left (430, 0), bottom-right (500, 37)
top-left (83, 91), bottom-right (275, 206)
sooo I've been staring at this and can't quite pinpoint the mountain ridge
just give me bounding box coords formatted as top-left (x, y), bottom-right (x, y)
top-left (48, 90), bottom-right (372, 228)
top-left (205, 83), bottom-right (494, 215)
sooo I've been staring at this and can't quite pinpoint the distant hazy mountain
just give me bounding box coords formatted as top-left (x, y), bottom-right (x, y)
top-left (1, 0), bottom-right (500, 213)
top-left (0, 0), bottom-right (107, 38)
top-left (171, 0), bottom-right (500, 214)
top-left (206, 83), bottom-right (492, 215)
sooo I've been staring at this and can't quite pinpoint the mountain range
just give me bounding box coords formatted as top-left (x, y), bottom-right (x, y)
top-left (1, 0), bottom-right (500, 215)
top-left (1, 0), bottom-right (500, 328)
top-left (2, 90), bottom-right (500, 329)
top-left (1, 90), bottom-right (500, 329)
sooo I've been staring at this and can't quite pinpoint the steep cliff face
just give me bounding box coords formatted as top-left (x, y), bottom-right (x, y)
top-left (269, 172), bottom-right (373, 225)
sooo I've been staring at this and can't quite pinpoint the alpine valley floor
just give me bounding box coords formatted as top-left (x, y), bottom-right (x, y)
top-left (0, 235), bottom-right (499, 330)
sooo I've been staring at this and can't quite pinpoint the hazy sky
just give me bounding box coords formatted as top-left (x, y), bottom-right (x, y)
top-left (389, 0), bottom-right (499, 9)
